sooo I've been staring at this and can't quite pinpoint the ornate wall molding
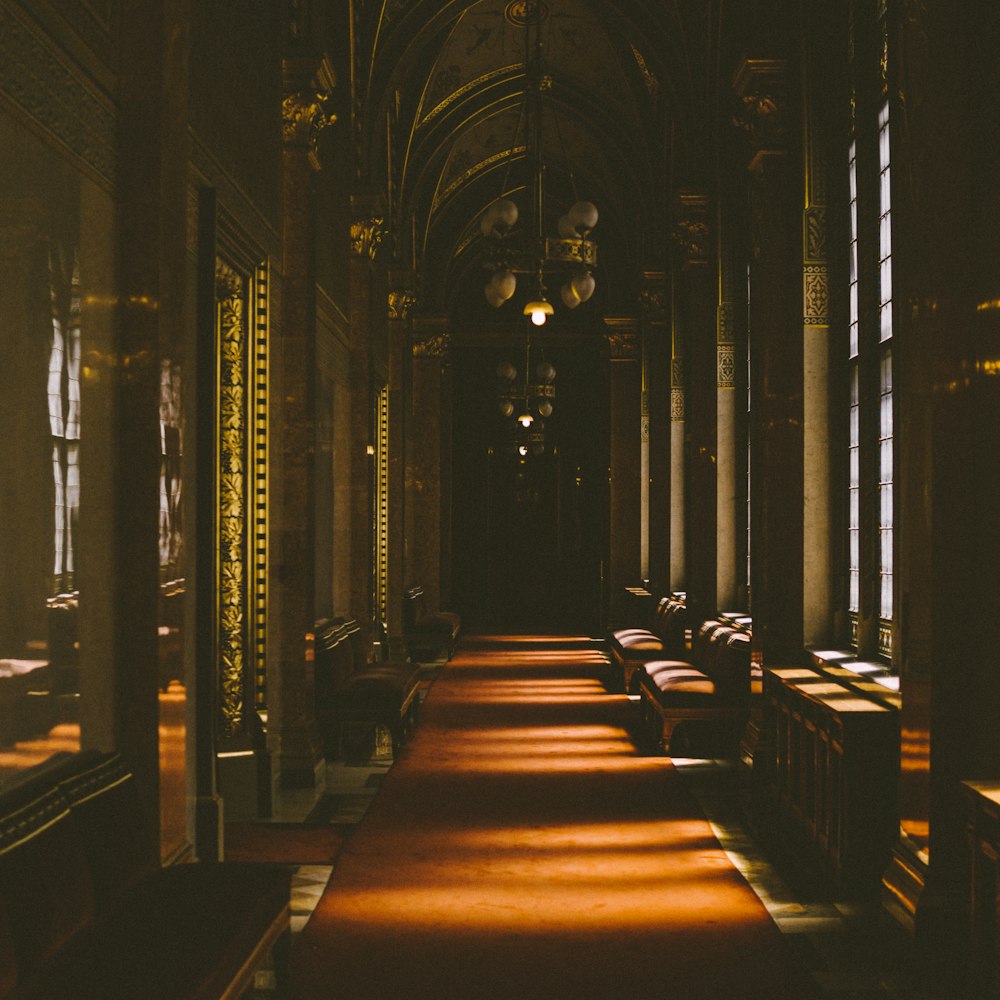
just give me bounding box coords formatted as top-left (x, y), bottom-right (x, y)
top-left (0, 4), bottom-right (116, 184)
top-left (215, 258), bottom-right (248, 739)
top-left (351, 216), bottom-right (387, 261)
top-left (387, 289), bottom-right (416, 319)
top-left (412, 332), bottom-right (451, 358)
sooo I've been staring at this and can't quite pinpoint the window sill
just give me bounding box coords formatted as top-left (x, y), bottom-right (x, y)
top-left (806, 647), bottom-right (901, 710)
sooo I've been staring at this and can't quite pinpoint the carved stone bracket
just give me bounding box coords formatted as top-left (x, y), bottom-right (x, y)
top-left (351, 217), bottom-right (388, 261)
top-left (640, 270), bottom-right (668, 319)
top-left (388, 290), bottom-right (417, 320)
top-left (733, 58), bottom-right (788, 168)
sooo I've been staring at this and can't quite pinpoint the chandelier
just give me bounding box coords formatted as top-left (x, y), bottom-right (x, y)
top-left (479, 3), bottom-right (598, 326)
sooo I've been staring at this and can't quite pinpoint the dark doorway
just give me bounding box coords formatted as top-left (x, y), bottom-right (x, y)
top-left (451, 328), bottom-right (607, 634)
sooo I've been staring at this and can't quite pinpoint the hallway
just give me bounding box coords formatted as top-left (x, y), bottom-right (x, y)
top-left (288, 636), bottom-right (824, 1000)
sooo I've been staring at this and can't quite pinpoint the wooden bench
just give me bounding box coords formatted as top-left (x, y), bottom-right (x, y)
top-left (402, 585), bottom-right (461, 662)
top-left (635, 620), bottom-right (752, 757)
top-left (0, 749), bottom-right (290, 1000)
top-left (314, 618), bottom-right (423, 757)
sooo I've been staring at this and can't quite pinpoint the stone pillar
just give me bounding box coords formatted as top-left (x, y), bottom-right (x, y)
top-left (734, 57), bottom-right (804, 665)
top-left (348, 205), bottom-right (387, 650)
top-left (716, 198), bottom-right (741, 613)
top-left (675, 192), bottom-right (717, 625)
top-left (407, 321), bottom-right (448, 611)
top-left (386, 278), bottom-right (414, 655)
top-left (115, 0), bottom-right (191, 865)
top-left (669, 269), bottom-right (686, 593)
top-left (801, 11), bottom-right (839, 647)
top-left (265, 55), bottom-right (334, 799)
top-left (605, 321), bottom-right (641, 624)
top-left (882, 5), bottom-right (998, 988)
top-left (642, 272), bottom-right (671, 597)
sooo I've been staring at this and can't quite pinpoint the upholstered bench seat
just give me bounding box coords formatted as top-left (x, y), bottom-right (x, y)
top-left (403, 586), bottom-right (461, 661)
top-left (636, 625), bottom-right (752, 756)
top-left (316, 619), bottom-right (423, 755)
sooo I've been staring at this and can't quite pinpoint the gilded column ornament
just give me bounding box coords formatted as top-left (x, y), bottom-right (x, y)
top-left (215, 259), bottom-right (247, 739)
top-left (412, 332), bottom-right (451, 358)
top-left (351, 217), bottom-right (388, 261)
top-left (387, 289), bottom-right (416, 320)
top-left (282, 90), bottom-right (335, 168)
top-left (733, 59), bottom-right (788, 167)
top-left (717, 300), bottom-right (735, 343)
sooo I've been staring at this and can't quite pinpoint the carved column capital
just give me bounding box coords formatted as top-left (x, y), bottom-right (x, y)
top-left (732, 58), bottom-right (788, 168)
top-left (388, 289), bottom-right (416, 320)
top-left (640, 270), bottom-right (668, 320)
top-left (673, 192), bottom-right (711, 266)
top-left (351, 217), bottom-right (388, 261)
top-left (412, 332), bottom-right (451, 358)
top-left (604, 318), bottom-right (639, 360)
top-left (282, 54), bottom-right (336, 169)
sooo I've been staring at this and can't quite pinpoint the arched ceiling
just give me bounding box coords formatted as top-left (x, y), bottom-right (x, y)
top-left (354, 0), bottom-right (725, 325)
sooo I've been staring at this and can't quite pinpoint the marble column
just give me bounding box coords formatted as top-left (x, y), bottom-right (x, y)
top-left (348, 204), bottom-right (387, 652)
top-left (266, 53), bottom-right (334, 798)
top-left (386, 278), bottom-right (415, 656)
top-left (675, 192), bottom-right (717, 626)
top-left (642, 272), bottom-right (671, 597)
top-left (407, 320), bottom-right (449, 612)
top-left (669, 271), bottom-right (686, 593)
top-left (734, 58), bottom-right (804, 666)
top-left (605, 320), bottom-right (641, 624)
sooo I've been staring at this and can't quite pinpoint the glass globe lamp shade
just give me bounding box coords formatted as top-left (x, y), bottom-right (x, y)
top-left (571, 271), bottom-right (595, 303)
top-left (568, 200), bottom-right (599, 232)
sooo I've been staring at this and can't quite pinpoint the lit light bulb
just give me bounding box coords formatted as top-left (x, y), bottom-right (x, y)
top-left (518, 412), bottom-right (534, 428)
top-left (530, 308), bottom-right (547, 326)
top-left (518, 445), bottom-right (528, 456)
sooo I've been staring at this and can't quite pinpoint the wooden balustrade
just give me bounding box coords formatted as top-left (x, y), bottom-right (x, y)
top-left (756, 666), bottom-right (899, 895)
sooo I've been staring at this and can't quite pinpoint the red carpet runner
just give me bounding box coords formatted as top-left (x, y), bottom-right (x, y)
top-left (289, 635), bottom-right (820, 1000)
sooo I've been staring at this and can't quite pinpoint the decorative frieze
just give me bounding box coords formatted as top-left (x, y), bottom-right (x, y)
top-left (0, 4), bottom-right (116, 184)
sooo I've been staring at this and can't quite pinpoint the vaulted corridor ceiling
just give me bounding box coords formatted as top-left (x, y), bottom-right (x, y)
top-left (354, 0), bottom-right (736, 324)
